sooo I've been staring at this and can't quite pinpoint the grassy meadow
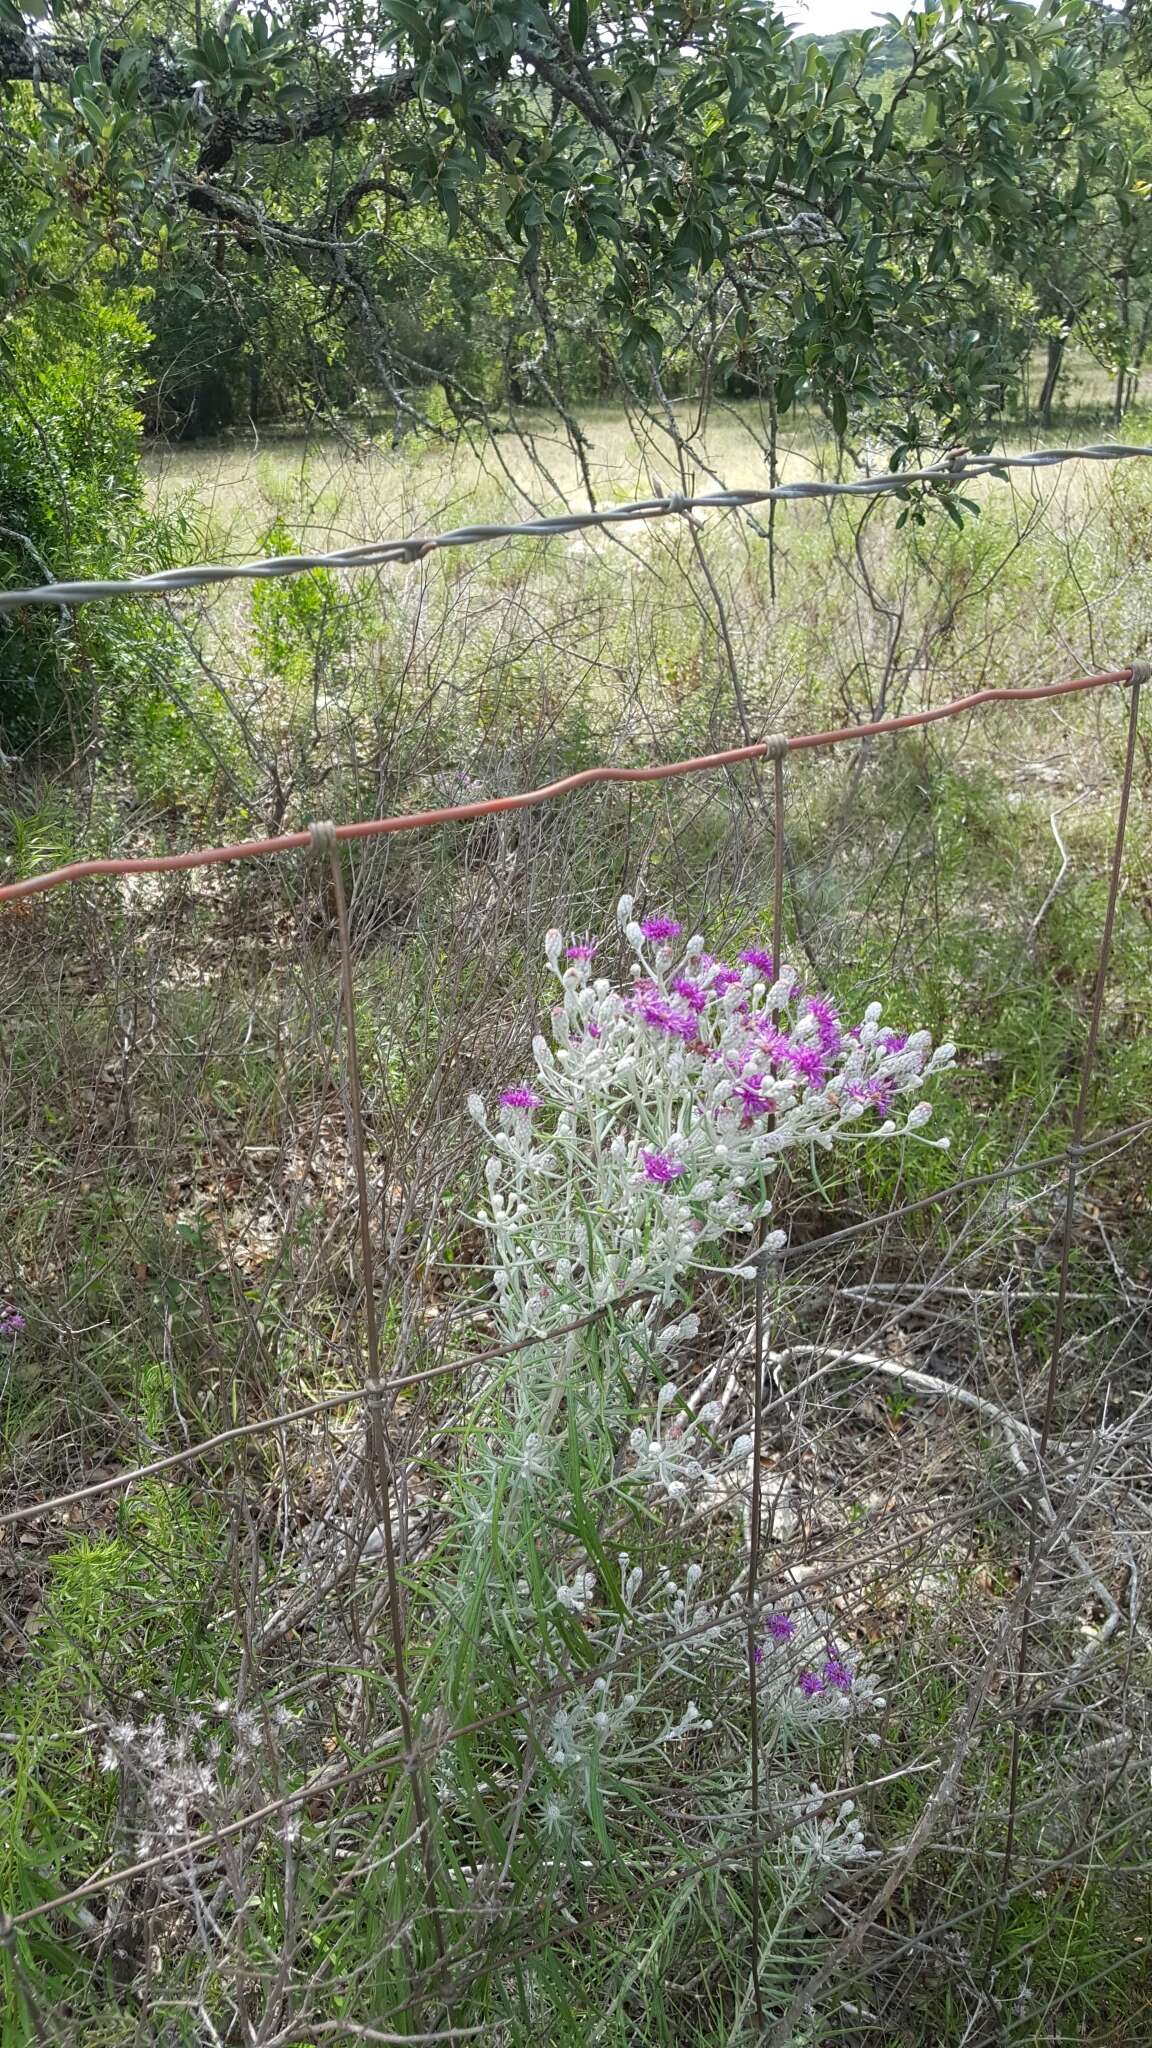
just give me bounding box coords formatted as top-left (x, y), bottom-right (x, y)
top-left (3, 391), bottom-right (1152, 2044)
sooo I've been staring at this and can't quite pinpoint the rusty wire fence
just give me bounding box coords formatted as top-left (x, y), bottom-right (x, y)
top-left (2, 495), bottom-right (1152, 2042)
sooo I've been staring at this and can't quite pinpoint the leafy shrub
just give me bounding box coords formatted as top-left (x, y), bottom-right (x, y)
top-left (249, 516), bottom-right (383, 689)
top-left (0, 289), bottom-right (190, 754)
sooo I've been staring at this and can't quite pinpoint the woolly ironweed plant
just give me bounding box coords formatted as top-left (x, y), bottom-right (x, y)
top-left (417, 899), bottom-right (956, 2012)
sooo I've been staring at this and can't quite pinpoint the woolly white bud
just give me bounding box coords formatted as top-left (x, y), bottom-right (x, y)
top-left (617, 893), bottom-right (634, 926)
top-left (466, 1092), bottom-right (487, 1126)
top-left (544, 927), bottom-right (563, 966)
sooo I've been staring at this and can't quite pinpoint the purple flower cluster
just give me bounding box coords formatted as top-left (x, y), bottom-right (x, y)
top-left (489, 906), bottom-right (951, 1266)
top-left (806, 996), bottom-right (843, 1057)
top-left (641, 1149), bottom-right (686, 1185)
top-left (736, 1076), bottom-right (775, 1119)
top-left (739, 947), bottom-right (775, 979)
top-left (622, 938), bottom-right (861, 1117)
top-left (499, 1087), bottom-right (541, 1112)
top-left (0, 1307), bottom-right (25, 1338)
top-left (670, 974), bottom-right (710, 1015)
top-left (605, 913), bottom-right (943, 1155)
top-left (756, 1611), bottom-right (856, 1702)
top-left (758, 1024), bottom-right (828, 1091)
top-left (797, 1652), bottom-right (854, 1699)
top-left (634, 987), bottom-right (700, 1044)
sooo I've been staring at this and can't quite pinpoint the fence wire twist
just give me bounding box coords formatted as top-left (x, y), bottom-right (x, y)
top-left (0, 442), bottom-right (1150, 612)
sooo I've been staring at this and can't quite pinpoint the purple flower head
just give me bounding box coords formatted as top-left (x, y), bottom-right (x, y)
top-left (585, 1021), bottom-right (601, 1040)
top-left (844, 1076), bottom-right (895, 1116)
top-left (499, 1087), bottom-right (541, 1112)
top-left (641, 1148), bottom-right (686, 1186)
top-left (670, 974), bottom-right (709, 1015)
top-left (0, 1309), bottom-right (25, 1338)
top-left (709, 963), bottom-right (743, 993)
top-left (805, 996), bottom-right (843, 1057)
top-left (783, 1041), bottom-right (827, 1089)
top-left (640, 915), bottom-right (682, 944)
top-left (765, 1611), bottom-right (795, 1643)
top-left (737, 1076), bottom-right (775, 1120)
top-left (822, 1656), bottom-right (854, 1693)
top-left (797, 1671), bottom-right (826, 1699)
top-left (752, 1644), bottom-right (764, 1666)
top-left (634, 990), bottom-right (698, 1042)
top-left (739, 947), bottom-right (775, 980)
top-left (877, 1029), bottom-right (908, 1057)
top-left (565, 941), bottom-right (599, 962)
top-left (757, 1026), bottom-right (825, 1091)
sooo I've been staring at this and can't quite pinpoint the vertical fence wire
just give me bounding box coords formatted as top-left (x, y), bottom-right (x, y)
top-left (312, 821), bottom-right (445, 1984)
top-left (745, 738), bottom-right (789, 2030)
top-left (996, 666), bottom-right (1146, 1917)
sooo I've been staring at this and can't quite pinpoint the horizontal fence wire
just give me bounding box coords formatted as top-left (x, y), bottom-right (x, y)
top-left (0, 666), bottom-right (1138, 904)
top-left (0, 443), bottom-right (1150, 611)
top-left (3, 1114), bottom-right (1149, 1537)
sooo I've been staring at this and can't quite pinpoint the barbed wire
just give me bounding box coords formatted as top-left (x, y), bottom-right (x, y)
top-left (2, 443), bottom-right (1151, 612)
top-left (0, 665), bottom-right (1137, 904)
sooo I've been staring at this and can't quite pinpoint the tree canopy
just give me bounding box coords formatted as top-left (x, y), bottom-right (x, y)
top-left (0, 1), bottom-right (1147, 452)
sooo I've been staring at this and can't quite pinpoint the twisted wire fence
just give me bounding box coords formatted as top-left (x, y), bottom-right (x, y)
top-left (3, 435), bottom-right (1152, 2040)
top-left (1, 442), bottom-right (1151, 613)
top-left (0, 667), bottom-right (1139, 907)
top-left (2, 643), bottom-right (1149, 2042)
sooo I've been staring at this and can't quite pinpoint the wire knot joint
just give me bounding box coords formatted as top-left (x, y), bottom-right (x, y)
top-left (761, 733), bottom-right (789, 762)
top-left (1128, 659), bottom-right (1152, 689)
top-left (308, 820), bottom-right (338, 859)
